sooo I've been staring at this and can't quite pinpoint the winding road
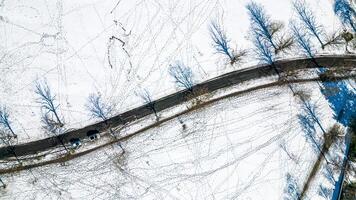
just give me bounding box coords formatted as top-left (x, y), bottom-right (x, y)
top-left (0, 54), bottom-right (355, 160)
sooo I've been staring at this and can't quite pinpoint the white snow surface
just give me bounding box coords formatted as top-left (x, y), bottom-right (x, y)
top-left (0, 0), bottom-right (343, 143)
top-left (0, 0), bottom-right (353, 200)
top-left (0, 80), bottom-right (348, 199)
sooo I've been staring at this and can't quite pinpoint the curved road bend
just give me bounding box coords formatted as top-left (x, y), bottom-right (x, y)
top-left (0, 54), bottom-right (355, 159)
top-left (0, 76), bottom-right (353, 175)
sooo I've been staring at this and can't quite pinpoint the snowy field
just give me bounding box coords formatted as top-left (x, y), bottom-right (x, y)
top-left (0, 66), bottom-right (354, 200)
top-left (0, 79), bottom-right (351, 199)
top-left (0, 0), bottom-right (355, 200)
top-left (0, 0), bottom-right (346, 143)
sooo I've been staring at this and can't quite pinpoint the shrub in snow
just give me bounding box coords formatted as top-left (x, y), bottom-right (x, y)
top-left (169, 61), bottom-right (194, 92)
top-left (341, 30), bottom-right (354, 53)
top-left (185, 86), bottom-right (210, 106)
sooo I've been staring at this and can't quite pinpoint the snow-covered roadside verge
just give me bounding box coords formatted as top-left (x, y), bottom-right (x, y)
top-left (0, 73), bottom-right (354, 199)
top-left (0, 69), bottom-right (280, 169)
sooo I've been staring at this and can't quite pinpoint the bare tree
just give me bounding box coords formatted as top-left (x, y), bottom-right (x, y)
top-left (0, 105), bottom-right (16, 138)
top-left (86, 93), bottom-right (125, 152)
top-left (136, 89), bottom-right (159, 120)
top-left (246, 1), bottom-right (293, 54)
top-left (252, 31), bottom-right (275, 65)
top-left (293, 0), bottom-right (325, 48)
top-left (86, 93), bottom-right (113, 122)
top-left (35, 80), bottom-right (68, 152)
top-left (35, 80), bottom-right (63, 128)
top-left (169, 61), bottom-right (195, 92)
top-left (290, 22), bottom-right (316, 60)
top-left (334, 0), bottom-right (356, 33)
top-left (209, 19), bottom-right (246, 65)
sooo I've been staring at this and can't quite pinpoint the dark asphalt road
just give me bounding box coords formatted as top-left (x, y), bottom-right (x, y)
top-left (0, 55), bottom-right (355, 159)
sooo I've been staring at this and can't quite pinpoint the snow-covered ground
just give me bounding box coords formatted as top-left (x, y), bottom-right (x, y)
top-left (0, 0), bottom-right (355, 199)
top-left (0, 78), bottom-right (350, 199)
top-left (0, 0), bottom-right (345, 143)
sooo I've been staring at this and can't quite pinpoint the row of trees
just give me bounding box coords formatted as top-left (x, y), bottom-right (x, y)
top-left (169, 0), bottom-right (356, 92)
top-left (0, 80), bottom-right (159, 143)
top-left (211, 0), bottom-right (355, 66)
